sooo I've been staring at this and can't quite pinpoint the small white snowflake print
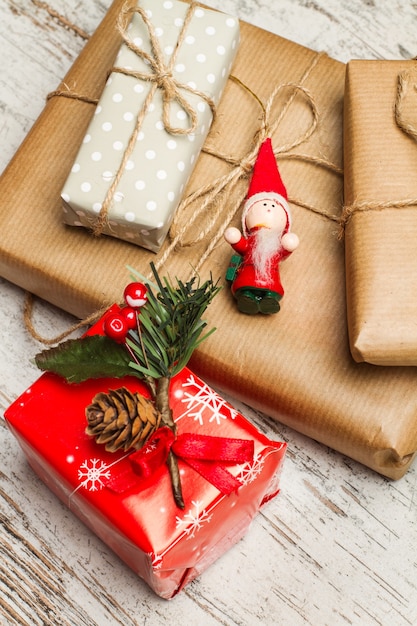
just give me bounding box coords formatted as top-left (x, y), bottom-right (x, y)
top-left (179, 374), bottom-right (239, 426)
top-left (78, 458), bottom-right (111, 491)
top-left (148, 552), bottom-right (163, 570)
top-left (176, 500), bottom-right (213, 539)
top-left (236, 453), bottom-right (264, 486)
top-left (143, 439), bottom-right (158, 454)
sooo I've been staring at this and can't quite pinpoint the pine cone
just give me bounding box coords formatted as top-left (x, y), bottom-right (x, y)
top-left (85, 387), bottom-right (162, 453)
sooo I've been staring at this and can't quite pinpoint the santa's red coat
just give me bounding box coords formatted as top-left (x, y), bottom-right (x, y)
top-left (229, 228), bottom-right (291, 296)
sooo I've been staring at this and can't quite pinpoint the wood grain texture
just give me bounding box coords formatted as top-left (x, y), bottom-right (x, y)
top-left (1, 1), bottom-right (417, 624)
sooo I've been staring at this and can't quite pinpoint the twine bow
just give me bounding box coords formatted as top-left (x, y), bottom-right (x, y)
top-left (153, 56), bottom-right (343, 277)
top-left (339, 64), bottom-right (417, 238)
top-left (95, 1), bottom-right (216, 236)
top-left (105, 426), bottom-right (254, 495)
top-left (26, 51), bottom-right (344, 345)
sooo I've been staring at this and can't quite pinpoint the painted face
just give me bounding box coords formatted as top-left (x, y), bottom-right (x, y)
top-left (245, 198), bottom-right (288, 232)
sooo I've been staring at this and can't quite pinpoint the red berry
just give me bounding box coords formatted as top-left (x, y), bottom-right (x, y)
top-left (103, 312), bottom-right (128, 342)
top-left (123, 282), bottom-right (148, 309)
top-left (121, 306), bottom-right (137, 330)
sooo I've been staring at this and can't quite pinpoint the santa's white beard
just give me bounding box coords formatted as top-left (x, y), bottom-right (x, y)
top-left (252, 228), bottom-right (282, 285)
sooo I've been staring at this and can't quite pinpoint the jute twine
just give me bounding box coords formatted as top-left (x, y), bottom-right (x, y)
top-left (339, 65), bottom-right (417, 239)
top-left (32, 0), bottom-right (90, 40)
top-left (395, 67), bottom-right (417, 141)
top-left (152, 64), bottom-right (343, 279)
top-left (92, 1), bottom-right (217, 237)
top-left (47, 84), bottom-right (99, 106)
top-left (47, 1), bottom-right (215, 236)
top-left (26, 6), bottom-right (344, 345)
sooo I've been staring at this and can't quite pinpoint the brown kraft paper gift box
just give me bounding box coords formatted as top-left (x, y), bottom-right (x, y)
top-left (1, 0), bottom-right (417, 479)
top-left (344, 59), bottom-right (417, 366)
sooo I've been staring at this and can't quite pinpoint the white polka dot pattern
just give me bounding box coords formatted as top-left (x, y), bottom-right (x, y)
top-left (61, 0), bottom-right (240, 253)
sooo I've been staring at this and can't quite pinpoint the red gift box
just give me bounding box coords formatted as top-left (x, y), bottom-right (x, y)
top-left (5, 309), bottom-right (286, 599)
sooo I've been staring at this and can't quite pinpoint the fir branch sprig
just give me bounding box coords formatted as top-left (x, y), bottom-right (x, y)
top-left (126, 264), bottom-right (221, 380)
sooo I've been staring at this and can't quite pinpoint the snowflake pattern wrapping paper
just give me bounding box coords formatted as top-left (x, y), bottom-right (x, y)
top-left (61, 0), bottom-right (240, 252)
top-left (5, 319), bottom-right (286, 599)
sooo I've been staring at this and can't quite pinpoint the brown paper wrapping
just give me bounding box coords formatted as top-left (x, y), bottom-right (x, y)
top-left (1, 1), bottom-right (417, 479)
top-left (344, 60), bottom-right (417, 366)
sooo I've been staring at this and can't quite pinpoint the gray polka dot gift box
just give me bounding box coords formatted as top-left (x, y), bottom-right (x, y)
top-left (61, 0), bottom-right (240, 252)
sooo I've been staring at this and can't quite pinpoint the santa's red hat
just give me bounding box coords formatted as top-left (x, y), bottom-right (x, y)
top-left (242, 138), bottom-right (291, 234)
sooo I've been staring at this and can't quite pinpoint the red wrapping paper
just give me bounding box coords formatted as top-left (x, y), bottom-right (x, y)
top-left (5, 308), bottom-right (286, 599)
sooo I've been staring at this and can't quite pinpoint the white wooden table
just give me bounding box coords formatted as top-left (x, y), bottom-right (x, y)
top-left (1, 1), bottom-right (417, 625)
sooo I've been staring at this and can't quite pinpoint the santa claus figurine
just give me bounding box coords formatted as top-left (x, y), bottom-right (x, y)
top-left (224, 138), bottom-right (299, 314)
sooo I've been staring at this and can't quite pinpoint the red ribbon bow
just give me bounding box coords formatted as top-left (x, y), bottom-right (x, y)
top-left (106, 426), bottom-right (254, 495)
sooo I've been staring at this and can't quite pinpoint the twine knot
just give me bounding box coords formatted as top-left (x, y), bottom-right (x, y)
top-left (156, 70), bottom-right (173, 87)
top-left (240, 159), bottom-right (255, 175)
top-left (114, 2), bottom-right (215, 135)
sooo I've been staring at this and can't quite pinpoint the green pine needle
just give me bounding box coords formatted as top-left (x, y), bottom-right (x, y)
top-left (127, 264), bottom-right (221, 379)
